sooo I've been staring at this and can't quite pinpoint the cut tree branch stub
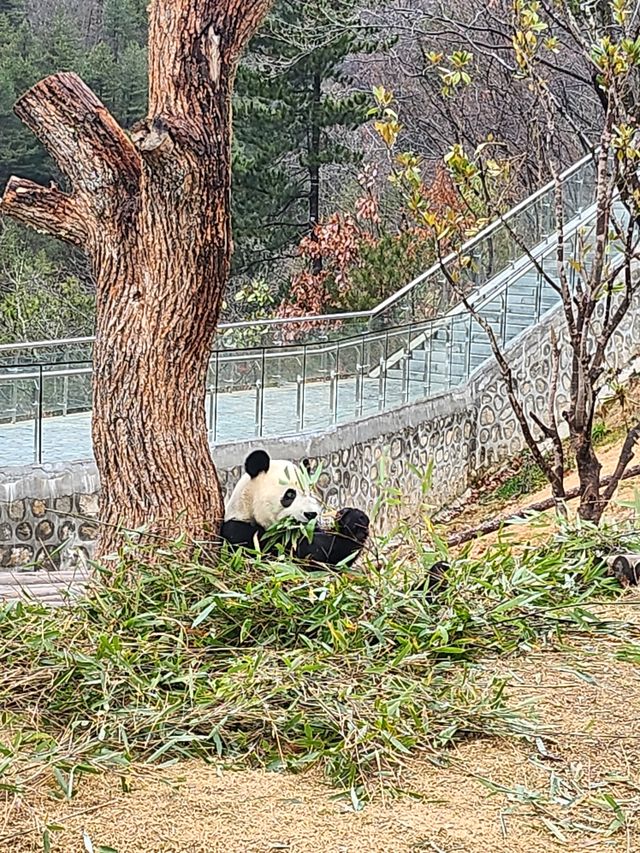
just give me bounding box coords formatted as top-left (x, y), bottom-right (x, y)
top-left (11, 72), bottom-right (140, 232)
top-left (1, 178), bottom-right (87, 246)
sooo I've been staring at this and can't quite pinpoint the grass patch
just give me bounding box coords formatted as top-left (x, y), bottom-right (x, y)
top-left (0, 521), bottom-right (633, 801)
top-left (491, 461), bottom-right (548, 502)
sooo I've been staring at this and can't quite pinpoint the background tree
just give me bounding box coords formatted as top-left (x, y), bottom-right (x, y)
top-left (0, 0), bottom-right (148, 190)
top-left (422, 0), bottom-right (640, 524)
top-left (1, 0), bottom-right (272, 556)
top-left (0, 220), bottom-right (94, 342)
top-left (0, 1), bottom-right (45, 189)
top-left (232, 0), bottom-right (380, 277)
top-left (359, 0), bottom-right (600, 195)
top-left (1, 0), bottom-right (383, 335)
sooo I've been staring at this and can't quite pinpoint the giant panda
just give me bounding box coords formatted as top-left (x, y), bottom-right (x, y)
top-left (220, 449), bottom-right (370, 569)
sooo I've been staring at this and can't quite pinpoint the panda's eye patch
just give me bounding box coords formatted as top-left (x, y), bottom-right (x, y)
top-left (281, 488), bottom-right (297, 508)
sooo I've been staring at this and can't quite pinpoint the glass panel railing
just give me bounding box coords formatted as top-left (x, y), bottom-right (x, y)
top-left (260, 347), bottom-right (304, 438)
top-left (0, 153), bottom-right (612, 467)
top-left (299, 342), bottom-right (336, 433)
top-left (213, 314), bottom-right (370, 351)
top-left (361, 330), bottom-right (387, 418)
top-left (40, 363), bottom-right (92, 463)
top-left (0, 370), bottom-right (38, 466)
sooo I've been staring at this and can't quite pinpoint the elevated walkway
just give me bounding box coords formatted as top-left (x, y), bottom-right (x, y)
top-left (0, 153), bottom-right (604, 466)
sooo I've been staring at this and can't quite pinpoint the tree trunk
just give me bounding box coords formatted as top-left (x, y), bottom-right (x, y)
top-left (574, 433), bottom-right (604, 523)
top-left (309, 70), bottom-right (322, 276)
top-left (1, 0), bottom-right (272, 558)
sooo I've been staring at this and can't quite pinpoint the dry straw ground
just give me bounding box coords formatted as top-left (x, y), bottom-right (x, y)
top-left (4, 623), bottom-right (640, 853)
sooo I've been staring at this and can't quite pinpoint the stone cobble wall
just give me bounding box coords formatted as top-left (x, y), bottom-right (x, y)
top-left (0, 465), bottom-right (99, 570)
top-left (2, 293), bottom-right (640, 585)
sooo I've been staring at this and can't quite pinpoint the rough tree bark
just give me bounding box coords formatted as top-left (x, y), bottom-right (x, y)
top-left (1, 1), bottom-right (272, 557)
top-left (309, 70), bottom-right (322, 276)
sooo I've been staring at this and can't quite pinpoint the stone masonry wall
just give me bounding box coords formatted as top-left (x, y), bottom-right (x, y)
top-left (0, 464), bottom-right (99, 570)
top-left (0, 386), bottom-right (474, 572)
top-left (2, 292), bottom-right (640, 580)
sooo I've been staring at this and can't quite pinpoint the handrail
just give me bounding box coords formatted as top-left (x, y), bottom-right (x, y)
top-left (0, 365), bottom-right (92, 382)
top-left (371, 149), bottom-right (594, 318)
top-left (0, 325), bottom-right (409, 377)
top-left (0, 149), bottom-right (596, 356)
top-left (0, 335), bottom-right (95, 354)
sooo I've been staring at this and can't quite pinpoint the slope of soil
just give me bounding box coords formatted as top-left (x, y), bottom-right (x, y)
top-left (449, 430), bottom-right (640, 557)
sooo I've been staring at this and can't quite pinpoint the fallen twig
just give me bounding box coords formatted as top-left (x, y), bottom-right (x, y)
top-left (447, 463), bottom-right (640, 547)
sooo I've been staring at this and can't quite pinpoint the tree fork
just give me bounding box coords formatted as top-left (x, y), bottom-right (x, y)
top-left (1, 1), bottom-right (273, 558)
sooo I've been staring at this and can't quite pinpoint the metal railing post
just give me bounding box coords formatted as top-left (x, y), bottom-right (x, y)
top-left (258, 348), bottom-right (266, 436)
top-left (10, 379), bottom-right (17, 424)
top-left (331, 340), bottom-right (340, 424)
top-left (212, 351), bottom-right (219, 443)
top-left (500, 290), bottom-right (508, 347)
top-left (535, 268), bottom-right (543, 322)
top-left (447, 319), bottom-right (454, 389)
top-left (254, 380), bottom-right (263, 437)
top-left (425, 323), bottom-right (433, 397)
top-left (377, 356), bottom-right (385, 410)
top-left (206, 357), bottom-right (214, 439)
top-left (296, 375), bottom-right (304, 430)
top-left (34, 365), bottom-right (43, 464)
top-left (329, 370), bottom-right (337, 423)
top-left (299, 343), bottom-right (307, 431)
top-left (355, 334), bottom-right (365, 417)
top-left (465, 312), bottom-right (473, 379)
top-left (382, 330), bottom-right (389, 410)
top-left (62, 373), bottom-right (69, 417)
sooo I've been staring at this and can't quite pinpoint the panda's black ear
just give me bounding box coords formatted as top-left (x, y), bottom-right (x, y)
top-left (245, 450), bottom-right (270, 478)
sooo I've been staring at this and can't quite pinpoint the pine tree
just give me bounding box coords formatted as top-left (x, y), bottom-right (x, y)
top-left (102, 0), bottom-right (147, 60)
top-left (0, 5), bottom-right (46, 188)
top-left (232, 0), bottom-right (381, 277)
top-left (84, 0), bottom-right (147, 128)
top-left (37, 12), bottom-right (84, 72)
top-left (0, 0), bottom-right (23, 18)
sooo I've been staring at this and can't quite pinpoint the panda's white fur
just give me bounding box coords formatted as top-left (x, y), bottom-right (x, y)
top-left (225, 453), bottom-right (322, 529)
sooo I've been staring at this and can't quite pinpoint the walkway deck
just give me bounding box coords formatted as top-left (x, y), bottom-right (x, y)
top-left (1, 376), bottom-right (411, 466)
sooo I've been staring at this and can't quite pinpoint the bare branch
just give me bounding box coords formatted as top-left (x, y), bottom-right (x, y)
top-left (437, 252), bottom-right (564, 497)
top-left (602, 421), bottom-right (640, 504)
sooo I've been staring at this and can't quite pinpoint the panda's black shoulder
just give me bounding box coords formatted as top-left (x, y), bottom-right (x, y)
top-left (245, 449), bottom-right (270, 478)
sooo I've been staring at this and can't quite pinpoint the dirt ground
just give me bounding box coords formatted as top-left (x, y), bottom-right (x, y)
top-left (448, 428), bottom-right (640, 558)
top-left (3, 618), bottom-right (640, 853)
top-left (4, 427), bottom-right (640, 852)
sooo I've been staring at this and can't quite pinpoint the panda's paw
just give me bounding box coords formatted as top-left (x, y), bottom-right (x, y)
top-left (414, 560), bottom-right (450, 599)
top-left (335, 507), bottom-right (370, 544)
